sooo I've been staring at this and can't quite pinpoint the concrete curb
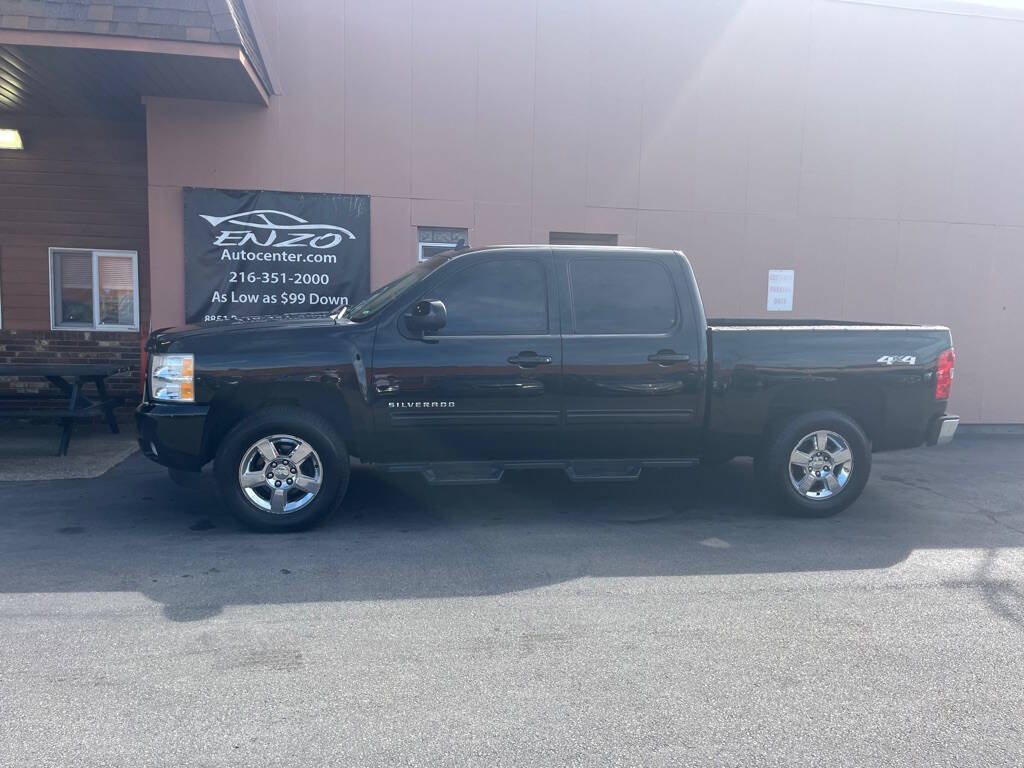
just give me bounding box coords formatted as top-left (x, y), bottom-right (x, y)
top-left (957, 424), bottom-right (1024, 437)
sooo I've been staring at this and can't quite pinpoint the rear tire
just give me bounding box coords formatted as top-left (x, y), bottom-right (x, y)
top-left (759, 410), bottom-right (871, 517)
top-left (214, 406), bottom-right (349, 532)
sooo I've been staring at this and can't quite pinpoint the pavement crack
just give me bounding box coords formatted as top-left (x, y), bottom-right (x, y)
top-left (980, 510), bottom-right (1024, 537)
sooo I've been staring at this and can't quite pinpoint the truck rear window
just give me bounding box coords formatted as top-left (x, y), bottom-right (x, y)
top-left (569, 258), bottom-right (677, 334)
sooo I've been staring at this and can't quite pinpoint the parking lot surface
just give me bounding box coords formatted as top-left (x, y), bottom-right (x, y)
top-left (1, 436), bottom-right (1022, 767)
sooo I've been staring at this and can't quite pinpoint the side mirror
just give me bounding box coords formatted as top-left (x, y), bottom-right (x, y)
top-left (404, 299), bottom-right (447, 336)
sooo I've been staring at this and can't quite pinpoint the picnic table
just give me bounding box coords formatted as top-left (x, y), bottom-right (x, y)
top-left (0, 363), bottom-right (133, 456)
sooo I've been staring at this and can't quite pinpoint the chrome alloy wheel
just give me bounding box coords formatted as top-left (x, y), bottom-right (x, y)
top-left (788, 430), bottom-right (854, 500)
top-left (238, 434), bottom-right (323, 515)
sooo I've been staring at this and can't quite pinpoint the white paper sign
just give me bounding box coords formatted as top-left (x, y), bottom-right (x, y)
top-left (767, 269), bottom-right (794, 312)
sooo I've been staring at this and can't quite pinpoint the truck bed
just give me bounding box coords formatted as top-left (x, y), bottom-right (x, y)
top-left (705, 321), bottom-right (954, 453)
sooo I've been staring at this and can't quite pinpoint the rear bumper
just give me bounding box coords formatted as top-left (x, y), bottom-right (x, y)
top-left (926, 414), bottom-right (959, 446)
top-left (135, 402), bottom-right (210, 471)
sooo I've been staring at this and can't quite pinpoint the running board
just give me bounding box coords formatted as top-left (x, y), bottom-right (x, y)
top-left (379, 458), bottom-right (698, 485)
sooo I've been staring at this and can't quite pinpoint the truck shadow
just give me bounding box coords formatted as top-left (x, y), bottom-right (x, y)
top-left (0, 436), bottom-right (1021, 623)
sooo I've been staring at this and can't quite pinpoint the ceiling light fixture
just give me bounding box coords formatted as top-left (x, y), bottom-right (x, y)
top-left (0, 128), bottom-right (24, 150)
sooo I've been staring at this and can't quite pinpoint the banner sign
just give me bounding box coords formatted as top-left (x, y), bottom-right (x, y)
top-left (184, 188), bottom-right (370, 323)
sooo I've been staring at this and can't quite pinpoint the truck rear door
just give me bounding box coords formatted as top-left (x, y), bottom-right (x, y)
top-left (556, 250), bottom-right (705, 459)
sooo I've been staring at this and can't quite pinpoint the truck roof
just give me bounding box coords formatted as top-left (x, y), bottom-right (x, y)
top-left (483, 244), bottom-right (677, 254)
top-left (429, 245), bottom-right (682, 265)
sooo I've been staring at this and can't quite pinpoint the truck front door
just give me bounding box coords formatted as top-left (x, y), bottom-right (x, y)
top-left (557, 250), bottom-right (705, 459)
top-left (369, 251), bottom-right (562, 462)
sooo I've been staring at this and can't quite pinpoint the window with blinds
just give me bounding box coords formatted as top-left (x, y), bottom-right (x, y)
top-left (50, 249), bottom-right (138, 330)
top-left (53, 251), bottom-right (94, 326)
top-left (98, 255), bottom-right (136, 327)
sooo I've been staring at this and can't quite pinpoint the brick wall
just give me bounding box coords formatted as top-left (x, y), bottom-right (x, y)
top-left (0, 329), bottom-right (141, 415)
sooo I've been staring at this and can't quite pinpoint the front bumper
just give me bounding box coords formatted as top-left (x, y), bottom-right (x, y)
top-left (136, 402), bottom-right (211, 471)
top-left (927, 414), bottom-right (960, 446)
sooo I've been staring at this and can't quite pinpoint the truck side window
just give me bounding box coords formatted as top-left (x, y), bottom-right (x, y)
top-left (569, 258), bottom-right (678, 334)
top-left (430, 258), bottom-right (549, 336)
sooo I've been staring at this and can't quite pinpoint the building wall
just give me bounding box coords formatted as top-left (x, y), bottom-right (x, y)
top-left (145, 0), bottom-right (1024, 423)
top-left (0, 115), bottom-right (148, 403)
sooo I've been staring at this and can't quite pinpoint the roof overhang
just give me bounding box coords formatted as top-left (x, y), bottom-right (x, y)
top-left (0, 29), bottom-right (270, 119)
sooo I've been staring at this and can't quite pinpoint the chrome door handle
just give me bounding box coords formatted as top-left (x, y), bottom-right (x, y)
top-left (648, 350), bottom-right (690, 366)
top-left (508, 352), bottom-right (553, 368)
top-left (375, 377), bottom-right (400, 393)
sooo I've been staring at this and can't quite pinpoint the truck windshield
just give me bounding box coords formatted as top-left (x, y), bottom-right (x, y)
top-left (339, 262), bottom-right (434, 323)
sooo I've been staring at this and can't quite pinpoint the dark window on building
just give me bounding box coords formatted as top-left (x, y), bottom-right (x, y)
top-left (568, 258), bottom-right (677, 335)
top-left (418, 226), bottom-right (468, 262)
top-left (550, 231), bottom-right (618, 246)
top-left (430, 258), bottom-right (548, 336)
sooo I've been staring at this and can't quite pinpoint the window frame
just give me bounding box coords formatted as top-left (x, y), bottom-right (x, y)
top-left (566, 256), bottom-right (682, 338)
top-left (417, 226), bottom-right (469, 263)
top-left (409, 255), bottom-right (554, 340)
top-left (549, 231), bottom-right (618, 247)
top-left (48, 247), bottom-right (140, 332)
top-left (417, 241), bottom-right (461, 263)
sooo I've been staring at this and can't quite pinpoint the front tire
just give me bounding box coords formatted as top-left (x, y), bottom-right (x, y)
top-left (760, 410), bottom-right (871, 517)
top-left (214, 406), bottom-right (349, 532)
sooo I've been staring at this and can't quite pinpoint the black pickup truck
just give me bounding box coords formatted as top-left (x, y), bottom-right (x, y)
top-left (138, 246), bottom-right (958, 531)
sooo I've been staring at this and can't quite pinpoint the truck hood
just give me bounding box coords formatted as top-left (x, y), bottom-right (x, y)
top-left (147, 314), bottom-right (353, 350)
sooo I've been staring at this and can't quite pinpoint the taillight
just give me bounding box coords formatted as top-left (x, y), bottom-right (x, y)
top-left (935, 347), bottom-right (955, 400)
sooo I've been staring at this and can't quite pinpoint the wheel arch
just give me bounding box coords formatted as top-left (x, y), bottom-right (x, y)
top-left (201, 382), bottom-right (355, 463)
top-left (758, 403), bottom-right (877, 456)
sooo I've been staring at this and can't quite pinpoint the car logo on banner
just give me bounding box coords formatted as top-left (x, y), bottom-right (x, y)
top-left (199, 210), bottom-right (357, 249)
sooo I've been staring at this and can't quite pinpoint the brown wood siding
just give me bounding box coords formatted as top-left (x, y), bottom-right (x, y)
top-left (0, 114), bottom-right (148, 331)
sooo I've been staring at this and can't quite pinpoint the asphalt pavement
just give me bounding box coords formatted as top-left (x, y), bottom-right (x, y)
top-left (1, 435), bottom-right (1022, 767)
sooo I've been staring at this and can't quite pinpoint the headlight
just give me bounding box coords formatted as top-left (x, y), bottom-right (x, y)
top-left (150, 354), bottom-right (194, 402)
